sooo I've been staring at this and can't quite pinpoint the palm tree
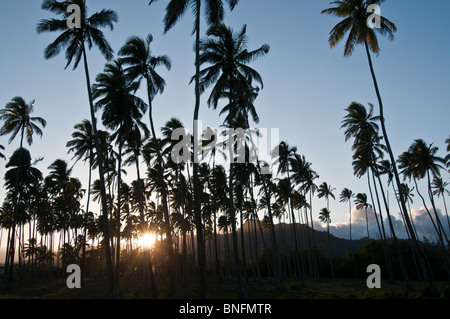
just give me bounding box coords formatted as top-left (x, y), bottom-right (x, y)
top-left (273, 141), bottom-right (304, 286)
top-left (406, 139), bottom-right (448, 246)
top-left (321, 1), bottom-right (439, 292)
top-left (118, 34), bottom-right (176, 295)
top-left (0, 97), bottom-right (47, 149)
top-left (432, 176), bottom-right (449, 230)
top-left (93, 59), bottom-right (148, 287)
top-left (3, 148), bottom-right (43, 287)
top-left (195, 22), bottom-right (269, 298)
top-left (44, 159), bottom-right (84, 262)
top-left (150, 0), bottom-right (240, 298)
top-left (355, 193), bottom-right (372, 240)
top-left (291, 153), bottom-right (321, 281)
top-left (66, 120), bottom-right (109, 285)
top-left (319, 207), bottom-right (334, 277)
top-left (318, 182), bottom-right (336, 212)
top-left (37, 0), bottom-right (118, 293)
top-left (340, 188), bottom-right (357, 277)
top-left (0, 96), bottom-right (46, 289)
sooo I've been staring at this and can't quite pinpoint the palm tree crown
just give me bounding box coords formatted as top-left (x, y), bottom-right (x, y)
top-left (198, 23), bottom-right (270, 111)
top-left (0, 97), bottom-right (47, 147)
top-left (37, 0), bottom-right (118, 69)
top-left (321, 0), bottom-right (397, 56)
top-left (150, 0), bottom-right (240, 34)
top-left (119, 34), bottom-right (172, 101)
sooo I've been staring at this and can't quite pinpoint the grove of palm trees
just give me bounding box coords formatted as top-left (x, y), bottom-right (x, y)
top-left (0, 0), bottom-right (449, 303)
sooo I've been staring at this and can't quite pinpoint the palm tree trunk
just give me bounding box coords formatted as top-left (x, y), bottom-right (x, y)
top-left (80, 41), bottom-right (115, 294)
top-left (364, 40), bottom-right (436, 293)
top-left (374, 170), bottom-right (413, 289)
top-left (286, 170), bottom-right (304, 286)
top-left (427, 171), bottom-right (449, 246)
top-left (228, 160), bottom-right (247, 298)
top-left (256, 161), bottom-right (285, 289)
top-left (115, 142), bottom-right (123, 286)
top-left (81, 156), bottom-right (92, 286)
top-left (192, 0), bottom-right (208, 299)
top-left (348, 199), bottom-right (358, 278)
top-left (146, 78), bottom-right (175, 297)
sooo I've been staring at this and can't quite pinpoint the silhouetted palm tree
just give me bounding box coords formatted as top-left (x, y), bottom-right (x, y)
top-left (93, 59), bottom-right (148, 287)
top-left (118, 34), bottom-right (176, 294)
top-left (404, 139), bottom-right (448, 246)
top-left (3, 148), bottom-right (43, 287)
top-left (273, 142), bottom-right (304, 286)
top-left (0, 96), bottom-right (46, 289)
top-left (321, 1), bottom-right (437, 292)
top-left (37, 0), bottom-right (118, 292)
top-left (196, 22), bottom-right (269, 298)
top-left (0, 97), bottom-right (47, 149)
top-left (432, 176), bottom-right (449, 230)
top-left (319, 207), bottom-right (334, 277)
top-left (340, 188), bottom-right (357, 277)
top-left (355, 193), bottom-right (372, 240)
top-left (150, 0), bottom-right (240, 298)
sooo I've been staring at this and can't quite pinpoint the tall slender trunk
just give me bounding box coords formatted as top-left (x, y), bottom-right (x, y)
top-left (364, 40), bottom-right (436, 293)
top-left (374, 170), bottom-right (413, 289)
top-left (81, 41), bottom-right (115, 294)
top-left (146, 77), bottom-right (175, 296)
top-left (256, 161), bottom-right (285, 289)
top-left (193, 0), bottom-right (208, 299)
top-left (5, 127), bottom-right (26, 289)
top-left (228, 157), bottom-right (247, 298)
top-left (115, 142), bottom-right (123, 285)
top-left (81, 156), bottom-right (92, 286)
top-left (286, 170), bottom-right (304, 286)
top-left (427, 171), bottom-right (449, 246)
top-left (348, 199), bottom-right (358, 278)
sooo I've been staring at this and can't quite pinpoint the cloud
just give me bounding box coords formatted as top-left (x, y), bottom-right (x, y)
top-left (314, 206), bottom-right (450, 242)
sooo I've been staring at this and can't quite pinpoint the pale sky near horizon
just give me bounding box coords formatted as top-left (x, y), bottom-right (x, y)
top-left (0, 0), bottom-right (449, 246)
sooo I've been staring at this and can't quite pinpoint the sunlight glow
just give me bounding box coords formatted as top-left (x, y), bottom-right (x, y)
top-left (141, 233), bottom-right (157, 249)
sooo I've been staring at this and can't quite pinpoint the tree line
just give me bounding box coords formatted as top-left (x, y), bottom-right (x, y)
top-left (0, 0), bottom-right (449, 298)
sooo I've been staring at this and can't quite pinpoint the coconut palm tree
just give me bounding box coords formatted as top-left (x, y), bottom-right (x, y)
top-left (405, 139), bottom-right (448, 246)
top-left (66, 120), bottom-right (98, 284)
top-left (0, 97), bottom-right (47, 149)
top-left (318, 182), bottom-right (336, 212)
top-left (118, 34), bottom-right (177, 294)
top-left (340, 188), bottom-right (357, 277)
top-left (272, 142), bottom-right (304, 285)
top-left (432, 176), bottom-right (449, 230)
top-left (355, 193), bottom-right (372, 240)
top-left (319, 207), bottom-right (334, 277)
top-left (0, 96), bottom-right (46, 289)
top-left (3, 148), bottom-right (43, 287)
top-left (37, 0), bottom-right (118, 293)
top-left (321, 1), bottom-right (438, 292)
top-left (44, 159), bottom-right (84, 263)
top-left (150, 0), bottom-right (240, 298)
top-left (196, 23), bottom-right (269, 298)
top-left (93, 59), bottom-right (148, 287)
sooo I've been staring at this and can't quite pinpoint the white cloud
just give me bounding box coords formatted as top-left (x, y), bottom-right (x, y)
top-left (314, 206), bottom-right (450, 242)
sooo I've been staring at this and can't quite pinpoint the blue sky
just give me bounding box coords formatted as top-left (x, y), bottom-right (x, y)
top-left (0, 0), bottom-right (449, 242)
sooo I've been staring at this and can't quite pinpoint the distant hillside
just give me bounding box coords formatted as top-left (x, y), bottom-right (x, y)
top-left (211, 221), bottom-right (369, 261)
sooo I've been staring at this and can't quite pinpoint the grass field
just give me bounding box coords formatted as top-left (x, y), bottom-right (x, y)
top-left (1, 277), bottom-right (449, 300)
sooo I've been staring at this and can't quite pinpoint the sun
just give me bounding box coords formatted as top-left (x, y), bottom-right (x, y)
top-left (141, 233), bottom-right (157, 249)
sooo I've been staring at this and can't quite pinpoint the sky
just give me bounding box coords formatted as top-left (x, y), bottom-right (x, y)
top-left (0, 0), bottom-right (449, 248)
